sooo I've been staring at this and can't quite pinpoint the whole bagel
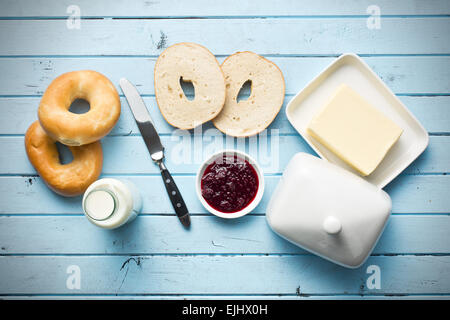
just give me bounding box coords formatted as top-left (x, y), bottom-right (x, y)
top-left (25, 121), bottom-right (103, 197)
top-left (38, 70), bottom-right (121, 146)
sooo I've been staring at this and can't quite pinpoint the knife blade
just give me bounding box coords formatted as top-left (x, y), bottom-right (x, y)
top-left (119, 78), bottom-right (190, 227)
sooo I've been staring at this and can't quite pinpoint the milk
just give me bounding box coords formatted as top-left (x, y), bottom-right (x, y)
top-left (82, 178), bottom-right (142, 229)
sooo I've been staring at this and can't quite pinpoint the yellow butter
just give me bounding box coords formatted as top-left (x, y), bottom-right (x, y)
top-left (307, 84), bottom-right (403, 176)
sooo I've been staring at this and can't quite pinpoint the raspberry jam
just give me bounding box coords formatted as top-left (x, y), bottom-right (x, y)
top-left (201, 155), bottom-right (259, 213)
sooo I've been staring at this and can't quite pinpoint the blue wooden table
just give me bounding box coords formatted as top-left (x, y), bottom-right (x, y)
top-left (0, 0), bottom-right (449, 299)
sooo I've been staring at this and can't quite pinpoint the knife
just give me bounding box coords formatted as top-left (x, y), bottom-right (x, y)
top-left (119, 78), bottom-right (190, 228)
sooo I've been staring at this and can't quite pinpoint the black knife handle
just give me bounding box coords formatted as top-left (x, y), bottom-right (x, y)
top-left (158, 162), bottom-right (190, 227)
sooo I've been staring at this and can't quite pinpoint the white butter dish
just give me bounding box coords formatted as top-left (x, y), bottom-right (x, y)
top-left (286, 53), bottom-right (429, 188)
top-left (266, 153), bottom-right (391, 268)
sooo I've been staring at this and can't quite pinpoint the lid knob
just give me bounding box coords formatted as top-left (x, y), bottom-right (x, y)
top-left (323, 216), bottom-right (342, 235)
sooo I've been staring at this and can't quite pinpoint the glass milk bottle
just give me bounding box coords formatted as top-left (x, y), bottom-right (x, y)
top-left (82, 178), bottom-right (142, 229)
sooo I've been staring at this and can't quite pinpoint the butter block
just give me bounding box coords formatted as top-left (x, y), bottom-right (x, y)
top-left (307, 84), bottom-right (403, 176)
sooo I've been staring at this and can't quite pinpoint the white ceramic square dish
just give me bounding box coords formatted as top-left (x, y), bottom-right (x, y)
top-left (286, 53), bottom-right (429, 188)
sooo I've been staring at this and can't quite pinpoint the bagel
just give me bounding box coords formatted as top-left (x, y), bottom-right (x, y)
top-left (213, 51), bottom-right (285, 137)
top-left (38, 70), bottom-right (120, 146)
top-left (25, 121), bottom-right (103, 197)
top-left (154, 42), bottom-right (226, 129)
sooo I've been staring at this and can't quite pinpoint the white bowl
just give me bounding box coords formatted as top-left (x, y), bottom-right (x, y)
top-left (196, 150), bottom-right (264, 219)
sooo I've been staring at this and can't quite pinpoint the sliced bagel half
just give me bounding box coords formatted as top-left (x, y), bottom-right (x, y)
top-left (154, 42), bottom-right (226, 130)
top-left (213, 51), bottom-right (285, 137)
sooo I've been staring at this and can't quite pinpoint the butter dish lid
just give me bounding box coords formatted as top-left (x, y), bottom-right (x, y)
top-left (266, 152), bottom-right (392, 268)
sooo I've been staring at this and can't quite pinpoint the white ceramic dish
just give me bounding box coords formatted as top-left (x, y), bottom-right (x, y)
top-left (196, 150), bottom-right (264, 219)
top-left (266, 152), bottom-right (392, 268)
top-left (286, 53), bottom-right (429, 189)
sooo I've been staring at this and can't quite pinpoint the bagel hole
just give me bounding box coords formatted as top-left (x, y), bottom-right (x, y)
top-left (179, 76), bottom-right (195, 101)
top-left (55, 142), bottom-right (74, 165)
top-left (236, 79), bottom-right (252, 103)
top-left (69, 99), bottom-right (90, 114)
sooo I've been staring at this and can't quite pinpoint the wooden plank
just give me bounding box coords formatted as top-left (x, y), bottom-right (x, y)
top-left (0, 96), bottom-right (289, 135)
top-left (0, 215), bottom-right (448, 255)
top-left (403, 136), bottom-right (450, 174)
top-left (1, 57), bottom-right (448, 96)
top-left (0, 18), bottom-right (449, 55)
top-left (0, 255), bottom-right (448, 295)
top-left (1, 96), bottom-right (450, 136)
top-left (401, 96), bottom-right (450, 134)
top-left (8, 54), bottom-right (450, 97)
top-left (0, 0), bottom-right (448, 17)
top-left (0, 134), bottom-right (311, 174)
top-left (0, 175), bottom-right (448, 214)
top-left (0, 135), bottom-right (447, 174)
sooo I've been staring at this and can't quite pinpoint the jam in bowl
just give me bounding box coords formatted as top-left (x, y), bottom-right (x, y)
top-left (196, 150), bottom-right (264, 219)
